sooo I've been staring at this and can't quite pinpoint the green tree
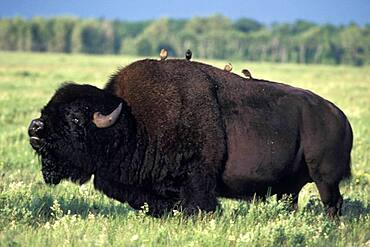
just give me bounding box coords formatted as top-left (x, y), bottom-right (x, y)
top-left (30, 17), bottom-right (50, 52)
top-left (135, 37), bottom-right (153, 56)
top-left (71, 22), bottom-right (83, 53)
top-left (0, 16), bottom-right (368, 66)
top-left (48, 17), bottom-right (75, 53)
top-left (340, 24), bottom-right (366, 66)
top-left (233, 18), bottom-right (263, 33)
top-left (134, 18), bottom-right (177, 56)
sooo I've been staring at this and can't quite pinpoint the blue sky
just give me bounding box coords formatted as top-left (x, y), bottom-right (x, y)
top-left (0, 0), bottom-right (369, 25)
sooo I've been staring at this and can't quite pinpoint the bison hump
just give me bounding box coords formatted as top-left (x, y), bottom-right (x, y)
top-left (106, 59), bottom-right (227, 169)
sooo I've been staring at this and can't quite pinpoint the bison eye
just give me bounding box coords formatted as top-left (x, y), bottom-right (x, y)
top-left (72, 118), bottom-right (80, 124)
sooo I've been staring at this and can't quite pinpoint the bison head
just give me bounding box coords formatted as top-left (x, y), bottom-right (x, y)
top-left (28, 83), bottom-right (125, 185)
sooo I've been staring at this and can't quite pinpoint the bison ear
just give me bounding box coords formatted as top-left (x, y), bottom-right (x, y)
top-left (92, 103), bottom-right (122, 128)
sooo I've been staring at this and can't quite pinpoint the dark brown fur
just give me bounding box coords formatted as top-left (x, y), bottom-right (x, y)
top-left (106, 59), bottom-right (352, 216)
top-left (30, 59), bottom-right (352, 217)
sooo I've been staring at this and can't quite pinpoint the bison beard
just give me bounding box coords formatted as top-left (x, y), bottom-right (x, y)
top-left (28, 59), bottom-right (353, 217)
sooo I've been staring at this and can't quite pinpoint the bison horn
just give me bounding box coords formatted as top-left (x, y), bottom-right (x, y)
top-left (92, 103), bottom-right (122, 128)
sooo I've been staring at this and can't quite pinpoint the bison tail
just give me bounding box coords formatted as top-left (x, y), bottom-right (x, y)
top-left (343, 158), bottom-right (352, 180)
top-left (342, 118), bottom-right (353, 180)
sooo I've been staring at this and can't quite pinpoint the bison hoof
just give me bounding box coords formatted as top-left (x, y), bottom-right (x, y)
top-left (327, 207), bottom-right (341, 218)
top-left (181, 202), bottom-right (217, 216)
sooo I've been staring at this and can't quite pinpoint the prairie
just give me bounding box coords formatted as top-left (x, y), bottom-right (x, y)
top-left (0, 51), bottom-right (369, 246)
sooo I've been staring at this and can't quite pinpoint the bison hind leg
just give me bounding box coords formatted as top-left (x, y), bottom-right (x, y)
top-left (304, 119), bottom-right (352, 217)
top-left (315, 181), bottom-right (343, 217)
top-left (307, 158), bottom-right (346, 217)
top-left (274, 160), bottom-right (312, 211)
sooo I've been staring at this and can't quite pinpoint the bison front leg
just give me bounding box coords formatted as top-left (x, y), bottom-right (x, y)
top-left (126, 193), bottom-right (176, 217)
top-left (179, 170), bottom-right (218, 215)
top-left (94, 178), bottom-right (174, 217)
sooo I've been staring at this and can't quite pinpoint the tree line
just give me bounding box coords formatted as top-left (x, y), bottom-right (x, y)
top-left (0, 15), bottom-right (369, 66)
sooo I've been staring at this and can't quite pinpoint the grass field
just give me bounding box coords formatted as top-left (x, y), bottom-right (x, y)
top-left (0, 51), bottom-right (369, 246)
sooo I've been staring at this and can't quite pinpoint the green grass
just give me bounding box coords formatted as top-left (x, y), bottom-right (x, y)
top-left (0, 51), bottom-right (369, 247)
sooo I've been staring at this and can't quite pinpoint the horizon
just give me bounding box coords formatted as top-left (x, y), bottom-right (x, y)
top-left (0, 0), bottom-right (369, 25)
top-left (0, 14), bottom-right (368, 27)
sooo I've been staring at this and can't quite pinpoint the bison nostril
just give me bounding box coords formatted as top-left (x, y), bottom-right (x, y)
top-left (28, 119), bottom-right (44, 137)
top-left (30, 136), bottom-right (42, 148)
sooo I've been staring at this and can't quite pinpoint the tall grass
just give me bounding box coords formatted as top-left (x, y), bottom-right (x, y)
top-left (0, 52), bottom-right (369, 246)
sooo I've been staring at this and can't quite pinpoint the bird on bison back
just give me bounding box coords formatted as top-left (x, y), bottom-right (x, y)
top-left (28, 58), bottom-right (353, 217)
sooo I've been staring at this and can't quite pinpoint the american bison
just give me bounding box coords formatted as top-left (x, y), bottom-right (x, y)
top-left (28, 59), bottom-right (353, 217)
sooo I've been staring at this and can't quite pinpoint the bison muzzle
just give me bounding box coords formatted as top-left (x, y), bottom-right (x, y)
top-left (28, 59), bottom-right (353, 217)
